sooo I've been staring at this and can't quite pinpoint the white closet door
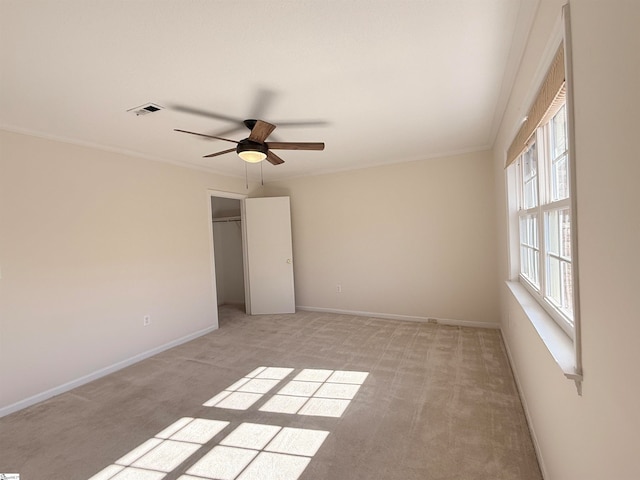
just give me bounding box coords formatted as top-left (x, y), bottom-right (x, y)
top-left (243, 197), bottom-right (295, 314)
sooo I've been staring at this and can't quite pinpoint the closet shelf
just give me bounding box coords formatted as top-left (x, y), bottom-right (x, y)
top-left (212, 215), bottom-right (241, 223)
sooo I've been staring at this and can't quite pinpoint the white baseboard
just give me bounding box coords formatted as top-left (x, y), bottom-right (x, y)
top-left (0, 325), bottom-right (218, 418)
top-left (1, 308), bottom-right (499, 418)
top-left (500, 331), bottom-right (548, 480)
top-left (296, 305), bottom-right (500, 329)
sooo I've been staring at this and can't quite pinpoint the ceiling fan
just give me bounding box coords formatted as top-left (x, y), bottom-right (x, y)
top-left (175, 119), bottom-right (324, 165)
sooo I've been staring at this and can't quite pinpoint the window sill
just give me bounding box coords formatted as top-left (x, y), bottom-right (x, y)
top-left (505, 281), bottom-right (582, 384)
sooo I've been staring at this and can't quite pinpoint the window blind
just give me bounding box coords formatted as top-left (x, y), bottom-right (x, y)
top-left (506, 43), bottom-right (566, 167)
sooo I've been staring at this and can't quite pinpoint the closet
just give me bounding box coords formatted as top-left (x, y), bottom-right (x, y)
top-left (211, 196), bottom-right (245, 309)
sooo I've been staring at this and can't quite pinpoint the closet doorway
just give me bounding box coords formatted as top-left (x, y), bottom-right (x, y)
top-left (207, 190), bottom-right (296, 320)
top-left (210, 191), bottom-right (247, 314)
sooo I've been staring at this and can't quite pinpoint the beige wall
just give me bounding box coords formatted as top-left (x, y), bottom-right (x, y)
top-left (265, 151), bottom-right (499, 325)
top-left (0, 130), bottom-right (259, 411)
top-left (494, 1), bottom-right (640, 479)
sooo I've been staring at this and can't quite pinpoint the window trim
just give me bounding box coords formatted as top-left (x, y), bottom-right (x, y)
top-left (564, 2), bottom-right (583, 391)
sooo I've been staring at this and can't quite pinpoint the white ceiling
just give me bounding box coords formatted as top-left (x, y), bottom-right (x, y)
top-left (0, 0), bottom-right (536, 182)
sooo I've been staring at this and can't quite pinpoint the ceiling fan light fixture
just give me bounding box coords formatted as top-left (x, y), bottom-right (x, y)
top-left (236, 140), bottom-right (268, 163)
top-left (238, 150), bottom-right (267, 163)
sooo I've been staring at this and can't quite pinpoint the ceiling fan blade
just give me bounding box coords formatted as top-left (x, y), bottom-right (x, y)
top-left (174, 129), bottom-right (238, 144)
top-left (203, 148), bottom-right (236, 158)
top-left (266, 142), bottom-right (325, 151)
top-left (250, 88), bottom-right (277, 119)
top-left (266, 151), bottom-right (285, 165)
top-left (271, 120), bottom-right (329, 128)
top-left (170, 105), bottom-right (243, 124)
top-left (248, 120), bottom-right (276, 143)
top-left (170, 104), bottom-right (248, 137)
top-left (208, 125), bottom-right (247, 139)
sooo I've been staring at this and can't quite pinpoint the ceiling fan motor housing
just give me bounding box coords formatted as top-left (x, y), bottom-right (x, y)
top-left (243, 119), bottom-right (258, 130)
top-left (237, 138), bottom-right (268, 162)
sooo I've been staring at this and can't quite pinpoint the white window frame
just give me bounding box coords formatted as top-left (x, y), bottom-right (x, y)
top-left (515, 104), bottom-right (574, 338)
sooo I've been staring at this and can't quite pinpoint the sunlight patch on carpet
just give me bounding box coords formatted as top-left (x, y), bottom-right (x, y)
top-left (259, 368), bottom-right (369, 417)
top-left (203, 367), bottom-right (368, 418)
top-left (89, 417), bottom-right (229, 480)
top-left (183, 424), bottom-right (328, 480)
top-left (89, 366), bottom-right (367, 480)
top-left (203, 367), bottom-right (293, 410)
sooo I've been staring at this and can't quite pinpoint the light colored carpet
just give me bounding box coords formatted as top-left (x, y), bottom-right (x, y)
top-left (0, 306), bottom-right (542, 480)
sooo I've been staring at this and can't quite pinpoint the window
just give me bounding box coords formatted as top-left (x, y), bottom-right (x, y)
top-left (506, 8), bottom-right (581, 391)
top-left (515, 102), bottom-right (575, 336)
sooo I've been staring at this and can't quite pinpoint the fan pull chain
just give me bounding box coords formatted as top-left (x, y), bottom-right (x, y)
top-left (245, 162), bottom-right (248, 190)
top-left (260, 161), bottom-right (264, 186)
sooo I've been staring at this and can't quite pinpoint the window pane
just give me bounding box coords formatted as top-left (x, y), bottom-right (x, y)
top-left (520, 245), bottom-right (527, 275)
top-left (546, 208), bottom-right (571, 259)
top-left (521, 143), bottom-right (538, 208)
top-left (550, 106), bottom-right (569, 201)
top-left (519, 213), bottom-right (540, 288)
top-left (545, 207), bottom-right (573, 322)
top-left (546, 258), bottom-right (574, 322)
top-left (520, 246), bottom-right (539, 288)
top-left (547, 210), bottom-right (559, 255)
top-left (532, 249), bottom-right (540, 287)
top-left (519, 214), bottom-right (538, 248)
top-left (524, 177), bottom-right (538, 209)
top-left (548, 256), bottom-right (561, 303)
top-left (561, 261), bottom-right (574, 319)
top-left (551, 154), bottom-right (569, 201)
top-left (551, 105), bottom-right (567, 158)
top-left (560, 209), bottom-right (571, 259)
top-left (522, 142), bottom-right (537, 180)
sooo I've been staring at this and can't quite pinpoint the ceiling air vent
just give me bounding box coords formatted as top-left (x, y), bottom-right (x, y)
top-left (127, 103), bottom-right (164, 116)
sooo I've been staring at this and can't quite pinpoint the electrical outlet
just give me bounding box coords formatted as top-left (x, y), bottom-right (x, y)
top-left (143, 315), bottom-right (151, 326)
top-left (336, 284), bottom-right (342, 293)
